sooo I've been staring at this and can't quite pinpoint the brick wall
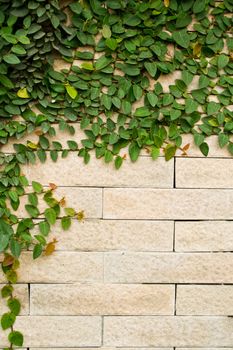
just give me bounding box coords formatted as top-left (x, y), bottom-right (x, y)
top-left (1, 131), bottom-right (233, 348)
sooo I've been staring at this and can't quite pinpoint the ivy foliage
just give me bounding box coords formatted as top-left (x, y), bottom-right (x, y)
top-left (0, 0), bottom-right (232, 348)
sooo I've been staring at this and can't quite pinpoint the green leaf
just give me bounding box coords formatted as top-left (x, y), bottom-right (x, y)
top-left (133, 85), bottom-right (143, 100)
top-left (32, 181), bottom-right (43, 193)
top-left (115, 156), bottom-right (123, 169)
top-left (95, 56), bottom-right (111, 70)
top-left (102, 24), bottom-right (111, 38)
top-left (33, 244), bottom-right (43, 259)
top-left (10, 240), bottom-right (21, 259)
top-left (200, 142), bottom-right (209, 156)
top-left (194, 133), bottom-right (204, 146)
top-left (134, 107), bottom-right (151, 117)
top-left (164, 144), bottom-right (177, 161)
top-left (81, 62), bottom-right (94, 71)
top-left (207, 102), bottom-right (221, 115)
top-left (8, 298), bottom-right (21, 316)
top-left (185, 98), bottom-right (198, 114)
top-left (1, 285), bottom-right (13, 298)
top-left (44, 208), bottom-right (57, 225)
top-left (3, 54), bottom-right (20, 65)
top-left (0, 219), bottom-right (14, 252)
top-left (1, 313), bottom-right (16, 330)
top-left (121, 100), bottom-right (131, 115)
top-left (228, 142), bottom-right (233, 155)
top-left (218, 133), bottom-right (229, 148)
top-left (151, 146), bottom-right (160, 160)
top-left (0, 75), bottom-right (14, 89)
top-left (144, 62), bottom-right (157, 77)
top-left (39, 221), bottom-right (50, 236)
top-left (65, 84), bottom-right (78, 99)
top-left (147, 92), bottom-right (158, 107)
top-left (8, 331), bottom-right (23, 346)
top-left (173, 30), bottom-right (190, 48)
top-left (217, 54), bottom-right (229, 69)
top-left (129, 142), bottom-right (140, 162)
top-left (61, 217), bottom-right (71, 230)
top-left (193, 0), bottom-right (206, 13)
top-left (199, 75), bottom-right (210, 89)
top-left (106, 38), bottom-right (117, 50)
top-left (25, 205), bottom-right (39, 218)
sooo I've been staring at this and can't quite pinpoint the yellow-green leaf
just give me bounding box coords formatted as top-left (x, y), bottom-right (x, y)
top-left (17, 87), bottom-right (29, 98)
top-left (65, 84), bottom-right (78, 99)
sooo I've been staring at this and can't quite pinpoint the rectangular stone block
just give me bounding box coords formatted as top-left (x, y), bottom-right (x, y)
top-left (0, 252), bottom-right (103, 283)
top-left (32, 348), bottom-right (172, 350)
top-left (23, 155), bottom-right (174, 188)
top-left (176, 285), bottom-right (233, 315)
top-left (17, 186), bottom-right (102, 219)
top-left (104, 252), bottom-right (233, 283)
top-left (103, 188), bottom-right (233, 220)
top-left (176, 158), bottom-right (233, 188)
top-left (0, 284), bottom-right (29, 315)
top-left (0, 316), bottom-right (101, 347)
top-left (30, 283), bottom-right (174, 315)
top-left (175, 221), bottom-right (233, 252)
top-left (39, 219), bottom-right (173, 252)
top-left (104, 316), bottom-right (233, 347)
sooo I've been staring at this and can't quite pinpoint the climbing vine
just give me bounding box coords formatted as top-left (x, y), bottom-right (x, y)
top-left (0, 0), bottom-right (232, 347)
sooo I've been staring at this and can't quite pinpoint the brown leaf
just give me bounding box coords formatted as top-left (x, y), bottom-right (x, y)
top-left (3, 254), bottom-right (15, 267)
top-left (35, 129), bottom-right (43, 136)
top-left (77, 210), bottom-right (85, 222)
top-left (182, 143), bottom-right (190, 152)
top-left (193, 42), bottom-right (202, 57)
top-left (164, 0), bottom-right (170, 7)
top-left (44, 238), bottom-right (58, 256)
top-left (49, 183), bottom-right (57, 190)
top-left (59, 197), bottom-right (66, 207)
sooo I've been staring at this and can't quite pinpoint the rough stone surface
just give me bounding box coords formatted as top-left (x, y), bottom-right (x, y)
top-left (0, 316), bottom-right (101, 347)
top-left (104, 252), bottom-right (233, 283)
top-left (23, 155), bottom-right (174, 188)
top-left (176, 285), bottom-right (233, 315)
top-left (37, 219), bottom-right (173, 252)
top-left (30, 284), bottom-right (174, 315)
top-left (103, 316), bottom-right (233, 347)
top-left (103, 188), bottom-right (233, 220)
top-left (176, 158), bottom-right (233, 188)
top-left (0, 252), bottom-right (103, 283)
top-left (175, 221), bottom-right (233, 251)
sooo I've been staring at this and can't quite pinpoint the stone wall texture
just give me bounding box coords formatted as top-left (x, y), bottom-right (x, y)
top-left (2, 132), bottom-right (233, 349)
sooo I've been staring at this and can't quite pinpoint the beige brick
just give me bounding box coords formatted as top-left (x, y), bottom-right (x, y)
top-left (32, 348), bottom-right (172, 350)
top-left (0, 252), bottom-right (103, 283)
top-left (176, 158), bottom-right (233, 188)
top-left (0, 316), bottom-right (101, 347)
top-left (23, 155), bottom-right (174, 188)
top-left (40, 219), bottom-right (173, 252)
top-left (104, 252), bottom-right (233, 283)
top-left (103, 188), bottom-right (233, 220)
top-left (30, 283), bottom-right (174, 315)
top-left (176, 285), bottom-right (233, 316)
top-left (176, 349), bottom-right (233, 350)
top-left (18, 187), bottom-right (102, 219)
top-left (175, 221), bottom-right (233, 252)
top-left (0, 284), bottom-right (29, 315)
top-left (104, 316), bottom-right (233, 347)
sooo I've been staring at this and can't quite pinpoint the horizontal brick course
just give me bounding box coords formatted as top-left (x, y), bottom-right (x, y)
top-left (104, 316), bottom-right (233, 347)
top-left (104, 252), bottom-right (233, 283)
top-left (23, 155), bottom-right (174, 188)
top-left (0, 252), bottom-right (103, 283)
top-left (103, 188), bottom-right (233, 220)
top-left (39, 219), bottom-right (173, 252)
top-left (0, 316), bottom-right (101, 348)
top-left (30, 283), bottom-right (174, 315)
